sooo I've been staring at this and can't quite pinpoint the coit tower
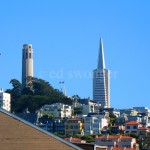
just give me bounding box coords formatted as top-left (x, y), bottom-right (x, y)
top-left (22, 44), bottom-right (34, 88)
top-left (93, 38), bottom-right (110, 108)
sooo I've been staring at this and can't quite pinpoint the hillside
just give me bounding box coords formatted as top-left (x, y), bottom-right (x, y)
top-left (6, 77), bottom-right (73, 113)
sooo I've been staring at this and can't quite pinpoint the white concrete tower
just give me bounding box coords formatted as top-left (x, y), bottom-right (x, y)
top-left (22, 44), bottom-right (33, 88)
top-left (93, 38), bottom-right (110, 108)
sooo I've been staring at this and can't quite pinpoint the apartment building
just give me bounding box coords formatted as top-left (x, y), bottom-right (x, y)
top-left (95, 135), bottom-right (137, 149)
top-left (65, 118), bottom-right (84, 136)
top-left (0, 89), bottom-right (11, 112)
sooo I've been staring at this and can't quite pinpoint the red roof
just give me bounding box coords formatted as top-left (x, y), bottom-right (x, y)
top-left (125, 121), bottom-right (139, 125)
top-left (121, 136), bottom-right (133, 139)
top-left (138, 127), bottom-right (148, 130)
top-left (96, 135), bottom-right (132, 140)
top-left (69, 118), bottom-right (80, 121)
top-left (65, 138), bottom-right (85, 143)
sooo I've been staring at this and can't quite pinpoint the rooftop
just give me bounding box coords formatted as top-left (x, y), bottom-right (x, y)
top-left (0, 108), bottom-right (82, 150)
top-left (65, 138), bottom-right (86, 143)
top-left (138, 127), bottom-right (148, 130)
top-left (96, 135), bottom-right (133, 140)
top-left (69, 118), bottom-right (80, 121)
top-left (125, 121), bottom-right (139, 125)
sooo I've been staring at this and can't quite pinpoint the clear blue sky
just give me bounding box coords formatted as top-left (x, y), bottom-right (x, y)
top-left (0, 0), bottom-right (150, 109)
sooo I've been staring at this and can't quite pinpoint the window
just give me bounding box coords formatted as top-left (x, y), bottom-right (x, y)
top-left (133, 125), bottom-right (137, 129)
top-left (74, 126), bottom-right (78, 129)
top-left (26, 53), bottom-right (28, 58)
top-left (94, 119), bottom-right (98, 123)
top-left (127, 126), bottom-right (130, 129)
top-left (101, 139), bottom-right (106, 142)
top-left (29, 53), bottom-right (31, 58)
top-left (93, 124), bottom-right (99, 128)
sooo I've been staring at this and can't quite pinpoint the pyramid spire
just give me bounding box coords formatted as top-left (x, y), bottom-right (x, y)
top-left (97, 38), bottom-right (105, 70)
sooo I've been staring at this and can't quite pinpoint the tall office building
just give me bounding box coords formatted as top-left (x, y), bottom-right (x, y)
top-left (93, 38), bottom-right (110, 108)
top-left (22, 44), bottom-right (34, 88)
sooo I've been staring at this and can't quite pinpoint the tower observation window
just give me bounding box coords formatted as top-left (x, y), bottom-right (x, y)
top-left (26, 53), bottom-right (28, 58)
top-left (29, 53), bottom-right (31, 58)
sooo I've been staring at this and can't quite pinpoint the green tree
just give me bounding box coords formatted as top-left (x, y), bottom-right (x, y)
top-left (43, 114), bottom-right (53, 118)
top-left (72, 95), bottom-right (80, 100)
top-left (6, 77), bottom-right (73, 113)
top-left (140, 133), bottom-right (150, 149)
top-left (80, 135), bottom-right (94, 143)
top-left (109, 111), bottom-right (117, 126)
top-left (6, 79), bottom-right (22, 97)
top-left (73, 107), bottom-right (82, 115)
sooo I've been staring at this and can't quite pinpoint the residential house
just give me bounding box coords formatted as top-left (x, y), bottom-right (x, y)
top-left (16, 112), bottom-right (38, 124)
top-left (0, 88), bottom-right (11, 112)
top-left (84, 113), bottom-right (109, 135)
top-left (138, 127), bottom-right (150, 138)
top-left (65, 118), bottom-right (84, 136)
top-left (127, 116), bottom-right (142, 123)
top-left (125, 121), bottom-right (141, 134)
top-left (110, 126), bottom-right (125, 134)
top-left (120, 109), bottom-right (138, 116)
top-left (95, 135), bottom-right (138, 149)
top-left (38, 103), bottom-right (72, 118)
top-left (38, 117), bottom-right (66, 134)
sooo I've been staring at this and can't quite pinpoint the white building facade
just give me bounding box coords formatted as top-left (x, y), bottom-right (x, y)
top-left (93, 38), bottom-right (110, 108)
top-left (82, 101), bottom-right (100, 115)
top-left (39, 103), bottom-right (72, 118)
top-left (0, 89), bottom-right (11, 112)
top-left (84, 114), bottom-right (109, 135)
top-left (22, 44), bottom-right (34, 88)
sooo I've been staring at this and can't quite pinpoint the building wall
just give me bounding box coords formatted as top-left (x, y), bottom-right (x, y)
top-left (0, 89), bottom-right (11, 111)
top-left (84, 115), bottom-right (108, 135)
top-left (65, 119), bottom-right (83, 135)
top-left (39, 103), bottom-right (72, 118)
top-left (95, 136), bottom-right (136, 149)
top-left (93, 69), bottom-right (110, 108)
top-left (125, 124), bottom-right (139, 134)
top-left (22, 44), bottom-right (33, 88)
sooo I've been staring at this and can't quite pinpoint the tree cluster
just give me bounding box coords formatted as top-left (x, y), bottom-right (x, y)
top-left (6, 77), bottom-right (73, 113)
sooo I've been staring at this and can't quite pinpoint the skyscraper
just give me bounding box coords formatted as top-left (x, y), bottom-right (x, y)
top-left (93, 38), bottom-right (110, 108)
top-left (22, 44), bottom-right (34, 88)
